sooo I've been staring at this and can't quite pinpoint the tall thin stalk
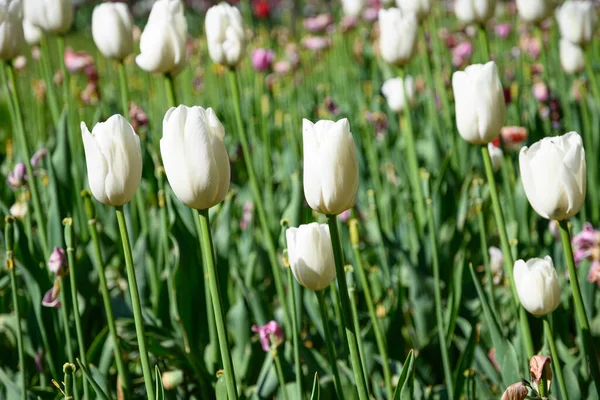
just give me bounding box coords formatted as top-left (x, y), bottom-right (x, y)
top-left (165, 73), bottom-right (177, 108)
top-left (316, 290), bottom-right (342, 398)
top-left (273, 348), bottom-right (289, 400)
top-left (543, 316), bottom-right (568, 400)
top-left (478, 25), bottom-right (490, 62)
top-left (196, 209), bottom-right (238, 400)
top-left (286, 268), bottom-right (304, 398)
top-left (39, 36), bottom-right (60, 129)
top-left (115, 206), bottom-right (155, 400)
top-left (58, 279), bottom-right (79, 400)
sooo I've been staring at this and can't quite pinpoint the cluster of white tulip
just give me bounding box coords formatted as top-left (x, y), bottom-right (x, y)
top-left (556, 1), bottom-right (596, 75)
top-left (454, 0), bottom-right (496, 25)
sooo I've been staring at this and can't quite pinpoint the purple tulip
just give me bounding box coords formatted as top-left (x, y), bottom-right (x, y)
top-left (7, 163), bottom-right (27, 189)
top-left (252, 48), bottom-right (275, 72)
top-left (303, 14), bottom-right (333, 33)
top-left (251, 320), bottom-right (284, 352)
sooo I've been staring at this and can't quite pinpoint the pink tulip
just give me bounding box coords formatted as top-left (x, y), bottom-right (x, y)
top-left (252, 48), bottom-right (275, 72)
top-left (251, 320), bottom-right (284, 352)
top-left (304, 14), bottom-right (333, 33)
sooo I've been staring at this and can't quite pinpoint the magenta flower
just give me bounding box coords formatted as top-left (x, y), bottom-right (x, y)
top-left (572, 223), bottom-right (600, 265)
top-left (301, 36), bottom-right (331, 51)
top-left (251, 320), bottom-right (284, 352)
top-left (532, 81), bottom-right (549, 103)
top-left (451, 41), bottom-right (473, 67)
top-left (303, 14), bottom-right (333, 33)
top-left (30, 148), bottom-right (48, 169)
top-left (252, 48), bottom-right (275, 72)
top-left (273, 60), bottom-right (291, 75)
top-left (48, 247), bottom-right (68, 277)
top-left (64, 47), bottom-right (95, 73)
top-left (362, 7), bottom-right (379, 22)
top-left (42, 279), bottom-right (61, 308)
top-left (7, 163), bottom-right (27, 189)
top-left (589, 260), bottom-right (600, 286)
top-left (494, 23), bottom-right (511, 38)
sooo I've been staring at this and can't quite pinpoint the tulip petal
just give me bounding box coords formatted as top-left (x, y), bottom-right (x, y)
top-left (82, 122), bottom-right (110, 205)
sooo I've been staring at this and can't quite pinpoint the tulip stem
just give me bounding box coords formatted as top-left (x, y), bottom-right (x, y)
top-left (475, 181), bottom-right (499, 317)
top-left (118, 61), bottom-right (130, 118)
top-left (64, 219), bottom-right (90, 400)
top-left (349, 220), bottom-right (393, 398)
top-left (419, 25), bottom-right (443, 146)
top-left (114, 206), bottom-right (155, 400)
top-left (422, 178), bottom-right (454, 398)
top-left (58, 279), bottom-right (79, 400)
top-left (39, 36), bottom-right (60, 129)
top-left (398, 67), bottom-right (426, 229)
top-left (165, 73), bottom-right (177, 108)
top-left (81, 193), bottom-right (130, 396)
top-left (316, 290), bottom-right (343, 398)
top-left (477, 24), bottom-right (490, 62)
top-left (543, 316), bottom-right (569, 400)
top-left (584, 49), bottom-right (600, 107)
top-left (481, 145), bottom-right (535, 361)
top-left (195, 209), bottom-right (238, 400)
top-left (5, 219), bottom-right (27, 400)
top-left (286, 267), bottom-right (304, 398)
top-left (326, 215), bottom-right (370, 400)
top-left (227, 68), bottom-right (292, 334)
top-left (580, 79), bottom-right (600, 224)
top-left (558, 220), bottom-right (600, 395)
top-left (272, 348), bottom-right (289, 400)
top-left (4, 61), bottom-right (49, 258)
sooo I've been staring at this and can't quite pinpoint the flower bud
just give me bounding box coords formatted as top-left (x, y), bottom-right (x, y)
top-left (24, 0), bottom-right (73, 34)
top-left (519, 131), bottom-right (586, 220)
top-left (381, 75), bottom-right (415, 113)
top-left (92, 3), bottom-right (133, 61)
top-left (530, 355), bottom-right (552, 393)
top-left (160, 105), bottom-right (230, 210)
top-left (161, 370), bottom-right (184, 390)
top-left (341, 0), bottom-right (365, 17)
top-left (42, 279), bottom-right (61, 308)
top-left (302, 118), bottom-right (359, 215)
top-left (7, 162), bottom-right (27, 189)
top-left (516, 0), bottom-right (554, 24)
top-left (81, 114), bottom-right (142, 207)
top-left (488, 142), bottom-right (503, 171)
top-left (378, 8), bottom-right (418, 67)
top-left (488, 246), bottom-right (504, 284)
top-left (0, 0), bottom-right (25, 61)
top-left (286, 223), bottom-right (336, 291)
top-left (559, 38), bottom-right (585, 75)
top-left (251, 320), bottom-right (284, 352)
top-left (30, 147), bottom-right (47, 168)
top-left (452, 61), bottom-right (506, 144)
top-left (514, 256), bottom-right (561, 316)
top-left (501, 382), bottom-right (528, 400)
top-left (22, 18), bottom-right (41, 45)
top-left (556, 1), bottom-right (597, 47)
top-left (205, 2), bottom-right (246, 67)
top-left (48, 246), bottom-right (67, 276)
top-left (454, 0), bottom-right (496, 25)
top-left (251, 48), bottom-right (274, 72)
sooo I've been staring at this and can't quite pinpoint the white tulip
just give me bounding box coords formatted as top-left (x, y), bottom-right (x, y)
top-left (519, 131), bottom-right (586, 221)
top-left (136, 0), bottom-right (187, 75)
top-left (286, 223), bottom-right (336, 291)
top-left (160, 105), bottom-right (230, 210)
top-left (205, 2), bottom-right (246, 67)
top-left (516, 0), bottom-right (554, 24)
top-left (452, 61), bottom-right (506, 144)
top-left (488, 143), bottom-right (503, 170)
top-left (341, 0), bottom-right (365, 17)
top-left (395, 0), bottom-right (431, 20)
top-left (303, 118), bottom-right (359, 215)
top-left (488, 246), bottom-right (504, 284)
top-left (0, 0), bottom-right (25, 61)
top-left (559, 38), bottom-right (585, 75)
top-left (81, 115), bottom-right (142, 207)
top-left (92, 3), bottom-right (133, 60)
top-left (454, 0), bottom-right (496, 25)
top-left (556, 1), bottom-right (597, 46)
top-left (24, 0), bottom-right (73, 34)
top-left (381, 75), bottom-right (415, 113)
top-left (378, 7), bottom-right (418, 67)
top-left (514, 256), bottom-right (561, 317)
top-left (22, 18), bottom-right (40, 45)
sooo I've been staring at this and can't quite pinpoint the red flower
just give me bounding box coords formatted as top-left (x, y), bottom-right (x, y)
top-left (254, 0), bottom-right (270, 18)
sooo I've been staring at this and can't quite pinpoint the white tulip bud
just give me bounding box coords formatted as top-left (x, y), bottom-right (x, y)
top-left (136, 0), bottom-right (187, 75)
top-left (378, 7), bottom-right (418, 67)
top-left (516, 0), bottom-right (554, 24)
top-left (381, 75), bottom-right (415, 113)
top-left (0, 0), bottom-right (25, 61)
top-left (205, 2), bottom-right (246, 67)
top-left (160, 105), bottom-right (230, 210)
top-left (559, 38), bottom-right (585, 75)
top-left (556, 1), bottom-right (597, 47)
top-left (519, 131), bottom-right (586, 221)
top-left (81, 115), bottom-right (142, 207)
top-left (286, 223), bottom-right (336, 291)
top-left (92, 3), bottom-right (133, 60)
top-left (488, 143), bottom-right (503, 171)
top-left (395, 0), bottom-right (431, 20)
top-left (454, 0), bottom-right (496, 25)
top-left (24, 0), bottom-right (73, 34)
top-left (341, 0), bottom-right (365, 17)
top-left (452, 61), bottom-right (506, 145)
top-left (514, 256), bottom-right (561, 316)
top-left (23, 18), bottom-right (41, 45)
top-left (302, 118), bottom-right (359, 216)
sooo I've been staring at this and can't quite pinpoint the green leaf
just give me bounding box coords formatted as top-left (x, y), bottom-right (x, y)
top-left (155, 366), bottom-right (165, 400)
top-left (310, 372), bottom-right (320, 400)
top-left (452, 322), bottom-right (477, 399)
top-left (76, 359), bottom-right (109, 400)
top-left (393, 349), bottom-right (415, 400)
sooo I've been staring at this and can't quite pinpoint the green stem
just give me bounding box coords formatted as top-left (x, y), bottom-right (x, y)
top-left (118, 61), bottom-right (130, 117)
top-left (349, 220), bottom-right (393, 398)
top-left (56, 36), bottom-right (69, 108)
top-left (478, 25), bottom-right (490, 62)
top-left (580, 84), bottom-right (600, 223)
top-left (59, 279), bottom-right (79, 400)
top-left (585, 49), bottom-right (600, 107)
top-left (544, 316), bottom-right (569, 400)
top-left (348, 282), bottom-right (369, 388)
top-left (196, 209), bottom-right (238, 400)
top-left (165, 73), bottom-right (177, 108)
top-left (475, 184), bottom-right (498, 317)
top-left (326, 215), bottom-right (369, 400)
top-left (419, 25), bottom-right (444, 145)
top-left (427, 16), bottom-right (453, 130)
top-left (424, 183), bottom-right (454, 397)
top-left (64, 219), bottom-right (90, 400)
top-left (398, 67), bottom-right (426, 228)
top-left (273, 349), bottom-right (289, 400)
top-left (287, 268), bottom-right (304, 398)
top-left (40, 36), bottom-right (60, 129)
top-left (481, 145), bottom-right (535, 361)
top-left (81, 193), bottom-right (130, 396)
top-left (115, 206), bottom-right (155, 400)
top-left (4, 62), bottom-right (49, 257)
top-left (558, 220), bottom-right (600, 395)
top-left (227, 68), bottom-right (292, 333)
top-left (316, 290), bottom-right (343, 399)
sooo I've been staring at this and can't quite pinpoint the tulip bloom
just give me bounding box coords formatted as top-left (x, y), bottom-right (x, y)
top-left (514, 256), bottom-right (561, 317)
top-left (341, 0), bottom-right (365, 17)
top-left (381, 75), bottom-right (415, 112)
top-left (286, 223), bottom-right (336, 291)
top-left (81, 115), bottom-right (142, 207)
top-left (556, 1), bottom-right (597, 47)
top-left (24, 0), bottom-right (73, 34)
top-left (519, 131), bottom-right (586, 220)
top-left (302, 118), bottom-right (359, 215)
top-left (454, 0), bottom-right (496, 25)
top-left (160, 105), bottom-right (230, 211)
top-left (488, 142), bottom-right (503, 171)
top-left (516, 0), bottom-right (554, 24)
top-left (205, 2), bottom-right (246, 67)
top-left (452, 61), bottom-right (506, 144)
top-left (378, 8), bottom-right (418, 67)
top-left (22, 18), bottom-right (40, 45)
top-left (559, 38), bottom-right (585, 75)
top-left (395, 0), bottom-right (431, 20)
top-left (92, 2), bottom-right (133, 60)
top-left (48, 246), bottom-right (67, 276)
top-left (136, 0), bottom-right (187, 75)
top-left (0, 0), bottom-right (25, 61)
top-left (251, 48), bottom-right (274, 72)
